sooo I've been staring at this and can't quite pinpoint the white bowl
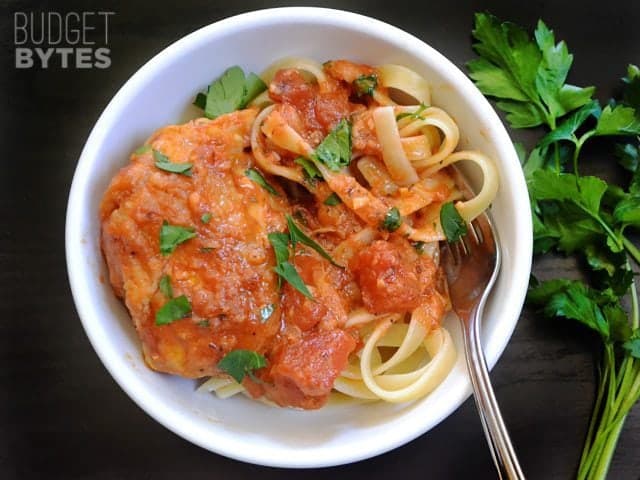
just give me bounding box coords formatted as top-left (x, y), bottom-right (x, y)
top-left (66, 7), bottom-right (532, 468)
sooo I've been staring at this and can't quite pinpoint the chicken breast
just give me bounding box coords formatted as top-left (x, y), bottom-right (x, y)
top-left (100, 109), bottom-right (288, 378)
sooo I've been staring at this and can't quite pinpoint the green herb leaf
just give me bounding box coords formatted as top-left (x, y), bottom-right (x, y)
top-left (595, 105), bottom-right (640, 136)
top-left (538, 100), bottom-right (601, 149)
top-left (199, 66), bottom-right (267, 119)
top-left (153, 150), bottom-right (193, 176)
top-left (286, 215), bottom-right (339, 266)
top-left (528, 280), bottom-right (611, 339)
top-left (412, 241), bottom-right (426, 254)
top-left (440, 202), bottom-right (467, 242)
top-left (381, 207), bottom-right (403, 232)
top-left (159, 221), bottom-right (197, 256)
top-left (217, 349), bottom-right (267, 383)
top-left (155, 295), bottom-right (192, 325)
top-left (323, 192), bottom-right (342, 206)
top-left (623, 336), bottom-right (640, 359)
top-left (267, 232), bottom-right (291, 265)
top-left (201, 212), bottom-right (212, 224)
top-left (529, 171), bottom-right (608, 215)
top-left (468, 13), bottom-right (594, 129)
top-left (242, 73), bottom-right (267, 108)
top-left (294, 157), bottom-right (322, 181)
top-left (197, 319), bottom-right (210, 328)
top-left (313, 119), bottom-right (352, 171)
top-left (159, 274), bottom-right (173, 298)
top-left (396, 103), bottom-right (428, 121)
top-left (353, 74), bottom-right (378, 97)
top-left (193, 92), bottom-right (207, 109)
top-left (245, 168), bottom-right (279, 196)
top-left (134, 144), bottom-right (151, 155)
top-left (260, 304), bottom-right (275, 323)
top-left (622, 64), bottom-right (640, 110)
top-left (274, 261), bottom-right (314, 299)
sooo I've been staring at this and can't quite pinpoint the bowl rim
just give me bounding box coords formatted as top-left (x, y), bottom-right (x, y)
top-left (65, 6), bottom-right (532, 468)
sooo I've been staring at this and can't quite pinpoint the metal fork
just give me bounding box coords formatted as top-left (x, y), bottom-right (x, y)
top-left (441, 169), bottom-right (525, 480)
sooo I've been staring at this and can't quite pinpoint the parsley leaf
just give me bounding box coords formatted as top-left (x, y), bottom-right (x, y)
top-left (267, 231), bottom-right (314, 298)
top-left (201, 212), bottom-right (212, 224)
top-left (594, 105), bottom-right (640, 136)
top-left (353, 74), bottom-right (378, 97)
top-left (155, 295), bottom-right (192, 325)
top-left (294, 157), bottom-right (322, 181)
top-left (245, 168), bottom-right (279, 196)
top-left (134, 145), bottom-right (151, 155)
top-left (267, 232), bottom-right (290, 265)
top-left (381, 207), bottom-right (403, 232)
top-left (529, 171), bottom-right (608, 215)
top-left (159, 274), bottom-right (173, 298)
top-left (313, 119), bottom-right (352, 171)
top-left (528, 280), bottom-right (611, 339)
top-left (440, 202), bottom-right (467, 242)
top-left (159, 221), bottom-right (197, 256)
top-left (623, 334), bottom-right (640, 359)
top-left (197, 66), bottom-right (267, 119)
top-left (274, 261), bottom-right (314, 299)
top-left (396, 103), bottom-right (428, 121)
top-left (286, 215), bottom-right (339, 266)
top-left (468, 13), bottom-right (594, 129)
top-left (153, 150), bottom-right (193, 176)
top-left (622, 64), bottom-right (640, 111)
top-left (538, 100), bottom-right (601, 149)
top-left (323, 192), bottom-right (342, 206)
top-left (217, 349), bottom-right (267, 384)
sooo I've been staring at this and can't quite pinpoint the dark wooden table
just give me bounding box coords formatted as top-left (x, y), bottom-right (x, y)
top-left (2, 1), bottom-right (639, 478)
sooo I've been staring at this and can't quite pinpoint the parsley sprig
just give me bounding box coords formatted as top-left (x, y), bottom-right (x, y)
top-left (194, 66), bottom-right (266, 119)
top-left (469, 13), bottom-right (640, 479)
top-left (267, 215), bottom-right (340, 299)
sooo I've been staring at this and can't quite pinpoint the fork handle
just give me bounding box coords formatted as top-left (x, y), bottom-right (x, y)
top-left (462, 315), bottom-right (526, 480)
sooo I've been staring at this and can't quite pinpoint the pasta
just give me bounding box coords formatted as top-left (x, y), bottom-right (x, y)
top-left (200, 58), bottom-right (497, 405)
top-left (101, 56), bottom-right (498, 410)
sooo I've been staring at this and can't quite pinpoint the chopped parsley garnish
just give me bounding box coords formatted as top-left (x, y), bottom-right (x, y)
top-left (274, 261), bottom-right (313, 299)
top-left (312, 119), bottom-right (352, 171)
top-left (381, 207), bottom-right (403, 232)
top-left (155, 295), bottom-right (192, 325)
top-left (159, 274), bottom-right (173, 298)
top-left (353, 74), bottom-right (378, 97)
top-left (201, 212), bottom-right (212, 224)
top-left (286, 215), bottom-right (339, 266)
top-left (294, 157), bottom-right (322, 181)
top-left (217, 349), bottom-right (267, 384)
top-left (245, 168), bottom-right (279, 196)
top-left (440, 202), bottom-right (467, 243)
top-left (396, 103), bottom-right (428, 121)
top-left (260, 304), bottom-right (275, 323)
top-left (323, 192), bottom-right (342, 206)
top-left (159, 221), bottom-right (197, 256)
top-left (134, 144), bottom-right (151, 155)
top-left (412, 241), bottom-right (426, 254)
top-left (153, 150), bottom-right (193, 176)
top-left (194, 66), bottom-right (267, 119)
top-left (197, 319), bottom-right (210, 328)
top-left (267, 231), bottom-right (313, 299)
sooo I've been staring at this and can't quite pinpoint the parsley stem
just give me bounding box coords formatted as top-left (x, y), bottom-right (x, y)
top-left (575, 204), bottom-right (623, 251)
top-left (591, 415), bottom-right (626, 480)
top-left (579, 363), bottom-right (609, 474)
top-left (622, 235), bottom-right (640, 266)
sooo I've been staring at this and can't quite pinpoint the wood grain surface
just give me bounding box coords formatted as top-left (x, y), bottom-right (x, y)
top-left (1, 1), bottom-right (639, 478)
